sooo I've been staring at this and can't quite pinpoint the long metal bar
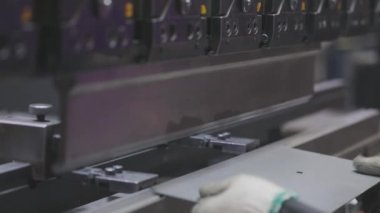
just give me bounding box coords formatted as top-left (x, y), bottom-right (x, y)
top-left (54, 50), bottom-right (316, 174)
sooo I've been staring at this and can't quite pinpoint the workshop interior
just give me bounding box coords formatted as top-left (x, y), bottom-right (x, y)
top-left (1, 0), bottom-right (380, 212)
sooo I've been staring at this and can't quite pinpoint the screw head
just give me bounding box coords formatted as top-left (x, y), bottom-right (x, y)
top-left (104, 167), bottom-right (116, 176)
top-left (113, 165), bottom-right (124, 173)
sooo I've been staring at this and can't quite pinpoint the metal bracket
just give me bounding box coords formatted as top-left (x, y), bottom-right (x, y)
top-left (73, 165), bottom-right (158, 193)
top-left (189, 132), bottom-right (260, 154)
top-left (0, 109), bottom-right (60, 179)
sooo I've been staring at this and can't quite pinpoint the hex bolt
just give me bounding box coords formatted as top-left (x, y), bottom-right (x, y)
top-left (104, 167), bottom-right (116, 176)
top-left (113, 165), bottom-right (124, 173)
top-left (29, 103), bottom-right (52, 122)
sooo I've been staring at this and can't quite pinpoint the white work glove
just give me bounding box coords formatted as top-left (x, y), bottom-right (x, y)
top-left (353, 154), bottom-right (380, 176)
top-left (191, 174), bottom-right (297, 213)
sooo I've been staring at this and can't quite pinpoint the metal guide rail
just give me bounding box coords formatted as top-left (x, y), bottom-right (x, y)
top-left (0, 0), bottom-right (378, 74)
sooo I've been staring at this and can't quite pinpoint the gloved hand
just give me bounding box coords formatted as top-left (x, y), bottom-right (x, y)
top-left (191, 174), bottom-right (297, 213)
top-left (353, 154), bottom-right (380, 176)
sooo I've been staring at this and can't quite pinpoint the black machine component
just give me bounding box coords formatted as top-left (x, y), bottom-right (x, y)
top-left (354, 64), bottom-right (380, 109)
top-left (306, 0), bottom-right (344, 42)
top-left (1, 0), bottom-right (377, 75)
top-left (135, 0), bottom-right (209, 61)
top-left (208, 0), bottom-right (263, 54)
top-left (0, 0), bottom-right (37, 74)
top-left (261, 0), bottom-right (308, 47)
top-left (342, 0), bottom-right (371, 36)
top-left (37, 0), bottom-right (137, 72)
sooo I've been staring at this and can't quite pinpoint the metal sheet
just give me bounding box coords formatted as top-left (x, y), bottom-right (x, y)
top-left (153, 146), bottom-right (380, 212)
top-left (54, 51), bottom-right (315, 173)
top-left (279, 109), bottom-right (380, 155)
top-left (66, 190), bottom-right (161, 213)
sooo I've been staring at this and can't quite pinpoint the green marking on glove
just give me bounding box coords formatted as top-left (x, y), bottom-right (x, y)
top-left (269, 190), bottom-right (298, 213)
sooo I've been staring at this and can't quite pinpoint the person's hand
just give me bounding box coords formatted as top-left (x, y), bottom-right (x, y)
top-left (353, 154), bottom-right (380, 176)
top-left (192, 174), bottom-right (296, 213)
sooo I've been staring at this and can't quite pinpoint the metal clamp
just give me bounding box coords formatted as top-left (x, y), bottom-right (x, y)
top-left (188, 132), bottom-right (260, 154)
top-left (73, 165), bottom-right (158, 193)
top-left (0, 103), bottom-right (60, 179)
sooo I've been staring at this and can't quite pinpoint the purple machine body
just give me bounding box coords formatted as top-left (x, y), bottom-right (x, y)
top-left (0, 0), bottom-right (36, 74)
top-left (56, 0), bottom-right (136, 70)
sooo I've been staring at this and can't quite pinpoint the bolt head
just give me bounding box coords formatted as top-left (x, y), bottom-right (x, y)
top-left (29, 103), bottom-right (52, 115)
top-left (104, 167), bottom-right (116, 176)
top-left (113, 165), bottom-right (124, 173)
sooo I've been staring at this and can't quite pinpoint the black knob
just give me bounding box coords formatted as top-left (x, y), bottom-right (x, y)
top-left (29, 103), bottom-right (52, 122)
